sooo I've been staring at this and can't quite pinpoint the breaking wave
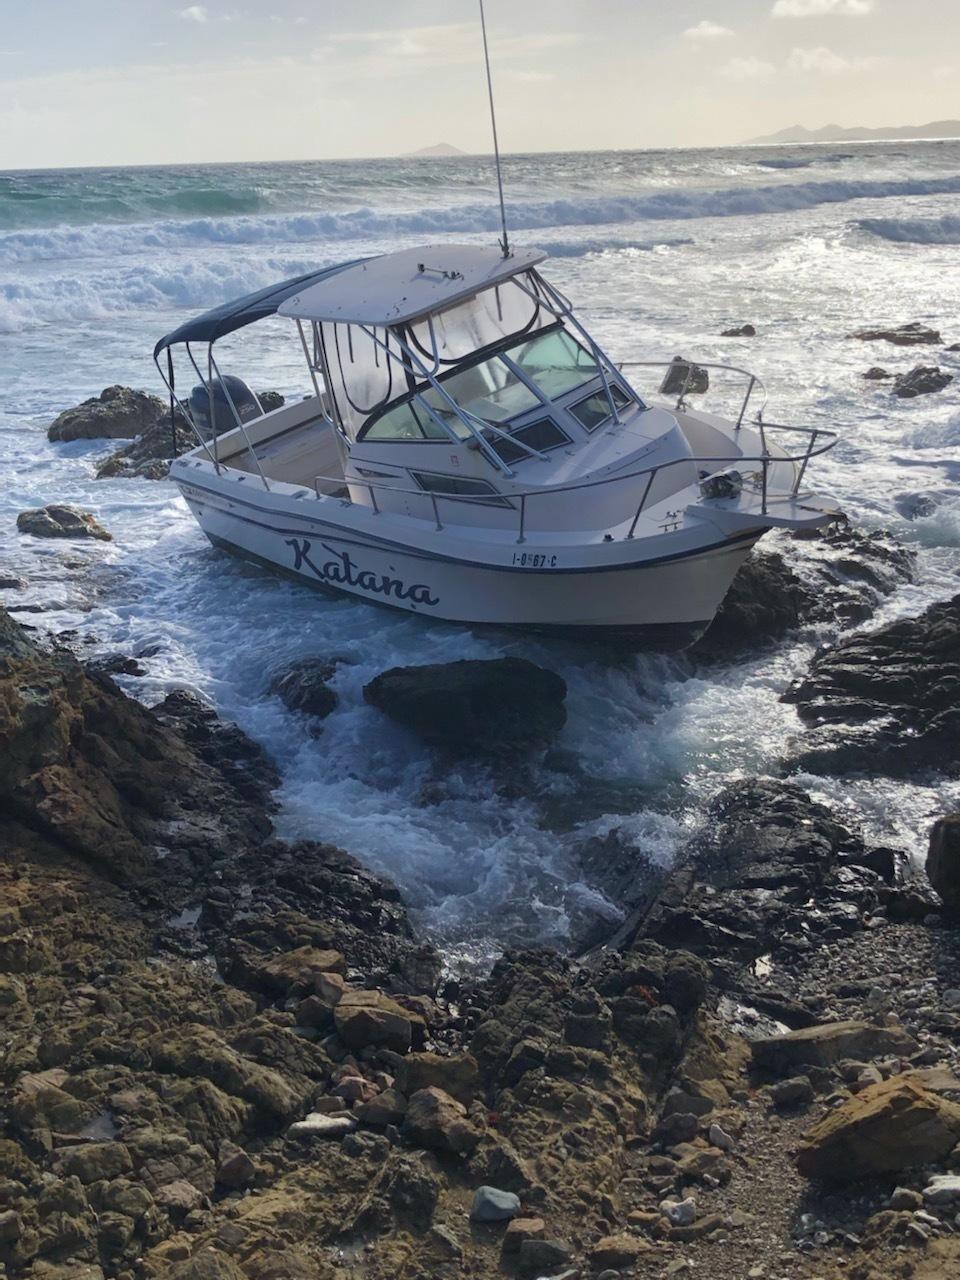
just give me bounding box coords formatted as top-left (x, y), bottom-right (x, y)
top-left (857, 215), bottom-right (960, 245)
top-left (5, 173), bottom-right (960, 268)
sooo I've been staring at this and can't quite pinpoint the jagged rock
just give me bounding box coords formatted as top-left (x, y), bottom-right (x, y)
top-left (770, 1076), bottom-right (815, 1107)
top-left (363, 657), bottom-right (566, 752)
top-left (247, 945), bottom-right (346, 996)
top-left (784, 594), bottom-right (960, 777)
top-left (396, 1052), bottom-right (480, 1107)
top-left (48, 385), bottom-right (166, 442)
top-left (927, 816), bottom-right (960, 911)
top-left (851, 323), bottom-right (943, 347)
top-left (503, 1217), bottom-right (545, 1254)
top-left (356, 1088), bottom-right (408, 1127)
top-left (267, 658), bottom-right (339, 720)
top-left (334, 990), bottom-right (418, 1053)
top-left (796, 1077), bottom-right (960, 1181)
top-left (721, 323), bottom-right (756, 337)
top-left (863, 367), bottom-right (891, 380)
top-left (16, 504), bottom-right (112, 541)
top-left (58, 1142), bottom-right (132, 1185)
top-left (402, 1086), bottom-right (480, 1156)
top-left (752, 1020), bottom-right (918, 1075)
top-left (660, 356), bottom-right (709, 397)
top-left (165, 1246), bottom-right (248, 1279)
top-left (893, 366), bottom-right (954, 398)
top-left (214, 1143), bottom-right (255, 1189)
top-left (470, 1185), bottom-right (521, 1222)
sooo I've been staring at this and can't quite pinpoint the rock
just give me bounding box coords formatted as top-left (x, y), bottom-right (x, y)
top-left (48, 385), bottom-right (166, 442)
top-left (928, 816), bottom-right (960, 910)
top-left (924, 1174), bottom-right (960, 1204)
top-left (770, 1076), bottom-right (815, 1107)
top-left (363, 657), bottom-right (567, 752)
top-left (250, 945), bottom-right (346, 996)
top-left (851, 323), bottom-right (943, 347)
top-left (0, 1209), bottom-right (22, 1241)
top-left (721, 323), bottom-right (756, 337)
top-left (893, 366), bottom-right (954, 398)
top-left (518, 1238), bottom-right (572, 1274)
top-left (286, 1112), bottom-right (357, 1140)
top-left (863, 367), bottom-right (891, 380)
top-left (334, 989), bottom-right (417, 1053)
top-left (58, 1142), bottom-right (132, 1184)
top-left (503, 1216), bottom-right (545, 1254)
top-left (470, 1185), bottom-right (521, 1222)
top-left (0, 576), bottom-right (26, 589)
top-left (357, 1087), bottom-right (408, 1127)
top-left (590, 1233), bottom-right (650, 1267)
top-left (16, 504), bottom-right (112, 541)
top-left (165, 1247), bottom-right (248, 1280)
top-left (396, 1052), bottom-right (480, 1107)
top-left (660, 356), bottom-right (709, 397)
top-left (268, 658), bottom-right (339, 720)
top-left (784, 595), bottom-right (960, 778)
top-left (752, 1020), bottom-right (917, 1075)
top-left (890, 1186), bottom-right (924, 1210)
top-left (708, 1122), bottom-right (736, 1152)
top-left (796, 1077), bottom-right (960, 1181)
top-left (660, 1197), bottom-right (697, 1226)
top-left (215, 1144), bottom-right (256, 1189)
top-left (402, 1086), bottom-right (480, 1156)
top-left (155, 1178), bottom-right (206, 1214)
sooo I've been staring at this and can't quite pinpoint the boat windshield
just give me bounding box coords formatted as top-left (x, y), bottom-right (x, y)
top-left (360, 327), bottom-right (601, 442)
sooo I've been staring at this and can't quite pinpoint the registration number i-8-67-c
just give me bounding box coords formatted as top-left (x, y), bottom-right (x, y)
top-left (511, 551), bottom-right (559, 568)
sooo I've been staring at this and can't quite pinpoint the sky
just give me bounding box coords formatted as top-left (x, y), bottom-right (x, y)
top-left (0, 0), bottom-right (957, 169)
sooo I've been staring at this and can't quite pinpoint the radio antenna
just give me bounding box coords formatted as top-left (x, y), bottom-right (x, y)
top-left (479, 0), bottom-right (510, 258)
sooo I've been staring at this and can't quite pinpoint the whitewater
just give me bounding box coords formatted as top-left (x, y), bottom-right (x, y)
top-left (2, 141), bottom-right (960, 967)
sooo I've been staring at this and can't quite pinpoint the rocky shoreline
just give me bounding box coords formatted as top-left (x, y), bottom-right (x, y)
top-left (4, 598), bottom-right (960, 1280)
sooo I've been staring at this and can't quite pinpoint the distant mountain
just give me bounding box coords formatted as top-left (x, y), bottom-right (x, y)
top-left (405, 142), bottom-right (467, 157)
top-left (747, 120), bottom-right (960, 145)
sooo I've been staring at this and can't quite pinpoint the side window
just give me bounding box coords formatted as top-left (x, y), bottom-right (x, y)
top-left (411, 471), bottom-right (513, 508)
top-left (360, 400), bottom-right (448, 442)
top-left (568, 384), bottom-right (631, 432)
top-left (490, 416), bottom-right (570, 464)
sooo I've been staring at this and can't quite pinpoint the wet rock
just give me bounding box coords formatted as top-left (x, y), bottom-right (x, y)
top-left (784, 594), bottom-right (960, 778)
top-left (334, 990), bottom-right (418, 1053)
top-left (660, 356), bottom-right (709, 397)
top-left (363, 657), bottom-right (567, 753)
top-left (927, 816), bottom-right (960, 911)
top-left (470, 1185), bottom-right (521, 1222)
top-left (796, 1077), bottom-right (960, 1182)
top-left (48, 385), bottom-right (166, 442)
top-left (851, 322), bottom-right (943, 347)
top-left (402, 1086), bottom-right (480, 1156)
top-left (396, 1052), bottom-right (480, 1106)
top-left (16, 504), bottom-right (112, 541)
top-left (0, 575), bottom-right (26, 589)
top-left (892, 366), bottom-right (954, 398)
top-left (286, 1112), bottom-right (356, 1140)
top-left (752, 1020), bottom-right (917, 1075)
top-left (721, 323), bottom-right (757, 337)
top-left (863, 367), bottom-right (891, 380)
top-left (267, 658), bottom-right (339, 721)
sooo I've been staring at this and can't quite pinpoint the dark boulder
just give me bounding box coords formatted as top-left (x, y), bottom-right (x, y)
top-left (720, 324), bottom-right (756, 337)
top-left (784, 594), bottom-right (960, 778)
top-left (660, 356), bottom-right (708, 397)
top-left (16, 505), bottom-right (112, 542)
top-left (863, 367), bottom-right (891, 381)
top-left (48, 386), bottom-right (166, 442)
top-left (268, 658), bottom-right (340, 721)
top-left (850, 323), bottom-right (943, 347)
top-left (363, 657), bottom-right (566, 752)
top-left (892, 366), bottom-right (953, 399)
top-left (927, 815), bottom-right (960, 911)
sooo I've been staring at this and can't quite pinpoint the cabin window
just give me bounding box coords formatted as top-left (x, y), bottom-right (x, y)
top-left (489, 416), bottom-right (571, 465)
top-left (360, 399), bottom-right (451, 442)
top-left (508, 328), bottom-right (600, 399)
top-left (411, 470), bottom-right (512, 507)
top-left (568, 384), bottom-right (631, 432)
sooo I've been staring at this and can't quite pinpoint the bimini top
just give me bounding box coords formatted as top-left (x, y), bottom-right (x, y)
top-left (277, 243), bottom-right (547, 328)
top-left (152, 258), bottom-right (369, 358)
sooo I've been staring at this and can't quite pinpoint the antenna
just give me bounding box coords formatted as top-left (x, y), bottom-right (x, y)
top-left (479, 0), bottom-right (510, 258)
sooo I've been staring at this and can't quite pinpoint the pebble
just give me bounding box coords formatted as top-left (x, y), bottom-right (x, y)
top-left (660, 1197), bottom-right (697, 1227)
top-left (708, 1122), bottom-right (736, 1152)
top-left (470, 1185), bottom-right (521, 1222)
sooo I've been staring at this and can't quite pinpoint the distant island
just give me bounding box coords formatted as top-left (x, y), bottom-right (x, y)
top-left (405, 142), bottom-right (467, 158)
top-left (747, 120), bottom-right (960, 145)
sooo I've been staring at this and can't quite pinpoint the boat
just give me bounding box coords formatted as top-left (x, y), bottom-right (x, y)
top-left (153, 242), bottom-right (839, 647)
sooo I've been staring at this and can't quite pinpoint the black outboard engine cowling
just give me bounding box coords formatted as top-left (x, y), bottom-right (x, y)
top-left (188, 376), bottom-right (263, 440)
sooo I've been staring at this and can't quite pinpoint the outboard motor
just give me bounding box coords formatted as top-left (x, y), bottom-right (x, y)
top-left (188, 375), bottom-right (263, 440)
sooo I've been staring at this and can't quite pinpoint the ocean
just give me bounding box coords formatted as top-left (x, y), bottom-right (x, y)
top-left (2, 142), bottom-right (960, 966)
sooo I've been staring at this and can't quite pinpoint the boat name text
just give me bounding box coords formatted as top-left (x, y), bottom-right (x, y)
top-left (286, 538), bottom-right (439, 606)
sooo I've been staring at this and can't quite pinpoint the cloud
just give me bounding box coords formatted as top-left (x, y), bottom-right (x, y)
top-left (178, 5), bottom-right (208, 22)
top-left (772, 0), bottom-right (874, 16)
top-left (788, 45), bottom-right (880, 72)
top-left (933, 65), bottom-right (955, 81)
top-left (683, 20), bottom-right (734, 40)
top-left (721, 56), bottom-right (776, 81)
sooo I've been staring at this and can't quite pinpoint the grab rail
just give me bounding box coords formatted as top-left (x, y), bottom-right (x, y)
top-left (309, 420), bottom-right (837, 542)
